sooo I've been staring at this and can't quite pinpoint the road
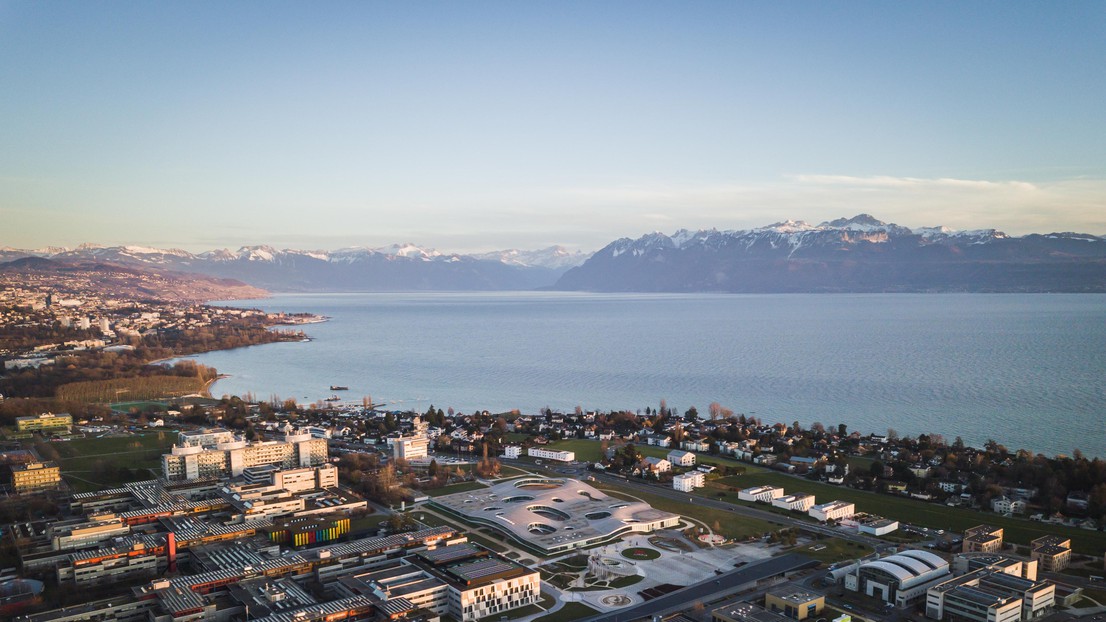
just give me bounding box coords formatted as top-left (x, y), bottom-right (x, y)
top-left (580, 553), bottom-right (819, 622)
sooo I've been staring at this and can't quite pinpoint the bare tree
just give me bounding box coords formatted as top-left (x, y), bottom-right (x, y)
top-left (708, 402), bottom-right (722, 420)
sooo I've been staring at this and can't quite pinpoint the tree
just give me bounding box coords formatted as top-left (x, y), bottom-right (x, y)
top-left (708, 402), bottom-right (722, 420)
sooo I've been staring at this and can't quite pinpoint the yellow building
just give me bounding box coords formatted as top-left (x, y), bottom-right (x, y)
top-left (16, 412), bottom-right (73, 433)
top-left (11, 461), bottom-right (62, 493)
top-left (765, 583), bottom-right (825, 620)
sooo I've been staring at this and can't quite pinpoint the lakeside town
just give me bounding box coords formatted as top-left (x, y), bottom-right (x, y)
top-left (1, 280), bottom-right (1105, 622)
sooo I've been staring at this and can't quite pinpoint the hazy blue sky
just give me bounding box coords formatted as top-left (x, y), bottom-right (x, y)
top-left (2, 1), bottom-right (1104, 252)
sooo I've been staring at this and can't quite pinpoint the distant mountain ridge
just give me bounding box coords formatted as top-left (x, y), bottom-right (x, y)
top-left (0, 243), bottom-right (589, 292)
top-left (553, 214), bottom-right (1106, 293)
top-left (0, 256), bottom-right (268, 302)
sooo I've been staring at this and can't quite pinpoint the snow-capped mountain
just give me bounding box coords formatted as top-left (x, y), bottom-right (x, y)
top-left (554, 214), bottom-right (1106, 293)
top-left (0, 242), bottom-right (584, 292)
top-left (472, 246), bottom-right (588, 270)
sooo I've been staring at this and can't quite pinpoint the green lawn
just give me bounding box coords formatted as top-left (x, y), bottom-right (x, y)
top-left (539, 439), bottom-right (1106, 554)
top-left (720, 470), bottom-right (1106, 554)
top-left (533, 602), bottom-right (599, 622)
top-left (423, 481), bottom-right (488, 497)
top-left (36, 432), bottom-right (177, 492)
top-left (793, 538), bottom-right (873, 564)
top-left (594, 482), bottom-right (779, 541)
top-left (544, 438), bottom-right (606, 462)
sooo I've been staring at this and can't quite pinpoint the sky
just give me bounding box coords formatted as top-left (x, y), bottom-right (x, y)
top-left (2, 1), bottom-right (1105, 253)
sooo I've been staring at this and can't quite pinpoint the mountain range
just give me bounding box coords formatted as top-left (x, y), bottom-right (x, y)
top-left (553, 214), bottom-right (1106, 293)
top-left (3, 215), bottom-right (1104, 293)
top-left (0, 244), bottom-right (587, 292)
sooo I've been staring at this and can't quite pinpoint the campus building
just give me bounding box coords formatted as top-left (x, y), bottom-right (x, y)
top-left (844, 550), bottom-right (951, 608)
top-left (432, 477), bottom-right (680, 555)
top-left (772, 494), bottom-right (816, 513)
top-left (394, 435), bottom-right (430, 461)
top-left (16, 412), bottom-right (72, 433)
top-left (808, 500), bottom-right (855, 522)
top-left (161, 428), bottom-right (328, 481)
top-left (738, 485), bottom-right (785, 503)
top-left (765, 583), bottom-right (825, 620)
top-left (330, 541), bottom-right (541, 622)
top-left (9, 461), bottom-right (61, 494)
top-left (926, 569), bottom-right (1055, 622)
top-left (963, 525), bottom-right (1004, 554)
top-left (1029, 536), bottom-right (1071, 572)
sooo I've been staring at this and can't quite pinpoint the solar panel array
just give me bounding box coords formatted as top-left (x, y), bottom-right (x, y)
top-left (449, 558), bottom-right (515, 582)
top-left (419, 542), bottom-right (482, 564)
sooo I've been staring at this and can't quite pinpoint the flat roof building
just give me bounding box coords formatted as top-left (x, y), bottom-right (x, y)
top-left (9, 461), bottom-right (61, 494)
top-left (765, 583), bottom-right (825, 620)
top-left (963, 525), bottom-right (1004, 554)
top-left (16, 413), bottom-right (72, 433)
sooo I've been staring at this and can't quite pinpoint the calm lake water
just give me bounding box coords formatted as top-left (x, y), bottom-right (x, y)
top-left (183, 292), bottom-right (1106, 458)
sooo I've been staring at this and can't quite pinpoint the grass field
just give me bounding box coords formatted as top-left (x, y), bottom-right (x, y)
top-left (538, 439), bottom-right (1106, 554)
top-left (594, 482), bottom-right (780, 541)
top-left (793, 538), bottom-right (873, 563)
top-left (423, 481), bottom-right (488, 497)
top-left (37, 432), bottom-right (177, 492)
top-left (545, 438), bottom-right (605, 462)
top-left (717, 470), bottom-right (1106, 554)
top-left (533, 602), bottom-right (599, 622)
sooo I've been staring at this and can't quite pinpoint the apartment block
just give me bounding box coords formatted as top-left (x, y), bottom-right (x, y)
top-left (527, 447), bottom-right (575, 462)
top-left (673, 471), bottom-right (705, 492)
top-left (1030, 536), bottom-right (1071, 572)
top-left (963, 525), bottom-right (1004, 554)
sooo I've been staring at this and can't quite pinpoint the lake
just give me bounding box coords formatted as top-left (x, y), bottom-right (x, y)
top-left (182, 292), bottom-right (1106, 458)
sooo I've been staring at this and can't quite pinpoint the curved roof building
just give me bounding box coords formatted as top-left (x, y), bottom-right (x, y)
top-left (847, 549), bottom-right (950, 607)
top-left (431, 478), bottom-right (681, 555)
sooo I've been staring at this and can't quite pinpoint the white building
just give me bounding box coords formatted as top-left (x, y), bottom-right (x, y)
top-left (809, 500), bottom-right (856, 522)
top-left (992, 497), bottom-right (1027, 515)
top-left (527, 447), bottom-right (575, 462)
top-left (161, 428), bottom-right (328, 481)
top-left (738, 485), bottom-right (785, 503)
top-left (394, 435), bottom-right (430, 461)
top-left (673, 471), bottom-right (705, 492)
top-left (845, 550), bottom-right (951, 608)
top-left (926, 569), bottom-right (1055, 622)
top-left (667, 449), bottom-right (696, 467)
top-left (502, 445), bottom-right (522, 459)
top-left (772, 493), bottom-right (816, 512)
top-left (643, 457), bottom-right (671, 473)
